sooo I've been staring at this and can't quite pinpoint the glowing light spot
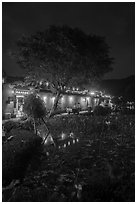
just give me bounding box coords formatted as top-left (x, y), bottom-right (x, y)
top-left (64, 143), bottom-right (66, 148)
top-left (52, 97), bottom-right (55, 103)
top-left (61, 96), bottom-right (65, 103)
top-left (70, 132), bottom-right (74, 138)
top-left (68, 141), bottom-right (70, 146)
top-left (90, 92), bottom-right (95, 95)
top-left (44, 96), bottom-right (47, 102)
top-left (61, 132), bottom-right (66, 140)
top-left (46, 152), bottom-right (49, 156)
top-left (72, 87), bottom-right (75, 91)
top-left (73, 139), bottom-right (75, 144)
top-left (69, 96), bottom-right (73, 103)
top-left (86, 97), bottom-right (90, 102)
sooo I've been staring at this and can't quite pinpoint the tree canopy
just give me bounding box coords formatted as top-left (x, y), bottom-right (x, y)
top-left (15, 25), bottom-right (113, 90)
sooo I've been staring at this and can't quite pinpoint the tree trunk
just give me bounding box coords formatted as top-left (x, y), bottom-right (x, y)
top-left (41, 91), bottom-right (61, 144)
top-left (48, 91), bottom-right (61, 118)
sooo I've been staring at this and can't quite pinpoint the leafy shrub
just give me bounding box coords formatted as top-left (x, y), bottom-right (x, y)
top-left (4, 120), bottom-right (34, 134)
top-left (3, 131), bottom-right (43, 186)
top-left (4, 121), bottom-right (19, 133)
top-left (20, 120), bottom-right (34, 131)
top-left (93, 106), bottom-right (111, 116)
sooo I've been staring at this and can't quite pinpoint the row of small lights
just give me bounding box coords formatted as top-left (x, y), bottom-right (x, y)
top-left (44, 132), bottom-right (79, 152)
top-left (43, 95), bottom-right (91, 103)
top-left (15, 90), bottom-right (29, 95)
top-left (14, 81), bottom-right (111, 100)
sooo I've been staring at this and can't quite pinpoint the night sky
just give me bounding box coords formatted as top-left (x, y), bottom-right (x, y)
top-left (3, 2), bottom-right (135, 79)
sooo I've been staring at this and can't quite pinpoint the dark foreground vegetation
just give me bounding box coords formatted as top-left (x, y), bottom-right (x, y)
top-left (2, 113), bottom-right (135, 202)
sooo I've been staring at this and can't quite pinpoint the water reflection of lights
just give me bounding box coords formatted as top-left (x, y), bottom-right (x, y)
top-left (64, 143), bottom-right (66, 148)
top-left (73, 139), bottom-right (75, 144)
top-left (76, 138), bottom-right (79, 142)
top-left (68, 141), bottom-right (70, 146)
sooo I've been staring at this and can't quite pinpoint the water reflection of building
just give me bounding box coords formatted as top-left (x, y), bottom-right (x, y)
top-left (2, 77), bottom-right (111, 119)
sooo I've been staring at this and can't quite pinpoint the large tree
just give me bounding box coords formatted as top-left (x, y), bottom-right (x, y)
top-left (15, 25), bottom-right (113, 117)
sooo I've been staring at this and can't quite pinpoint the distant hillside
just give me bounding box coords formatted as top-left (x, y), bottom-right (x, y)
top-left (99, 75), bottom-right (135, 101)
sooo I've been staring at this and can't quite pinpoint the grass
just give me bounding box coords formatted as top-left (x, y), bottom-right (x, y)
top-left (2, 113), bottom-right (135, 202)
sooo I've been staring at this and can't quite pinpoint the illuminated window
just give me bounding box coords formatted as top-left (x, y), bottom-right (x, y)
top-left (44, 96), bottom-right (47, 103)
top-left (86, 97), bottom-right (90, 103)
top-left (52, 97), bottom-right (55, 103)
top-left (90, 92), bottom-right (95, 95)
top-left (69, 96), bottom-right (73, 103)
top-left (81, 97), bottom-right (85, 103)
top-left (61, 96), bottom-right (65, 103)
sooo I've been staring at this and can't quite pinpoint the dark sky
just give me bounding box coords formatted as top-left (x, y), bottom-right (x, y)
top-left (3, 2), bottom-right (135, 79)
